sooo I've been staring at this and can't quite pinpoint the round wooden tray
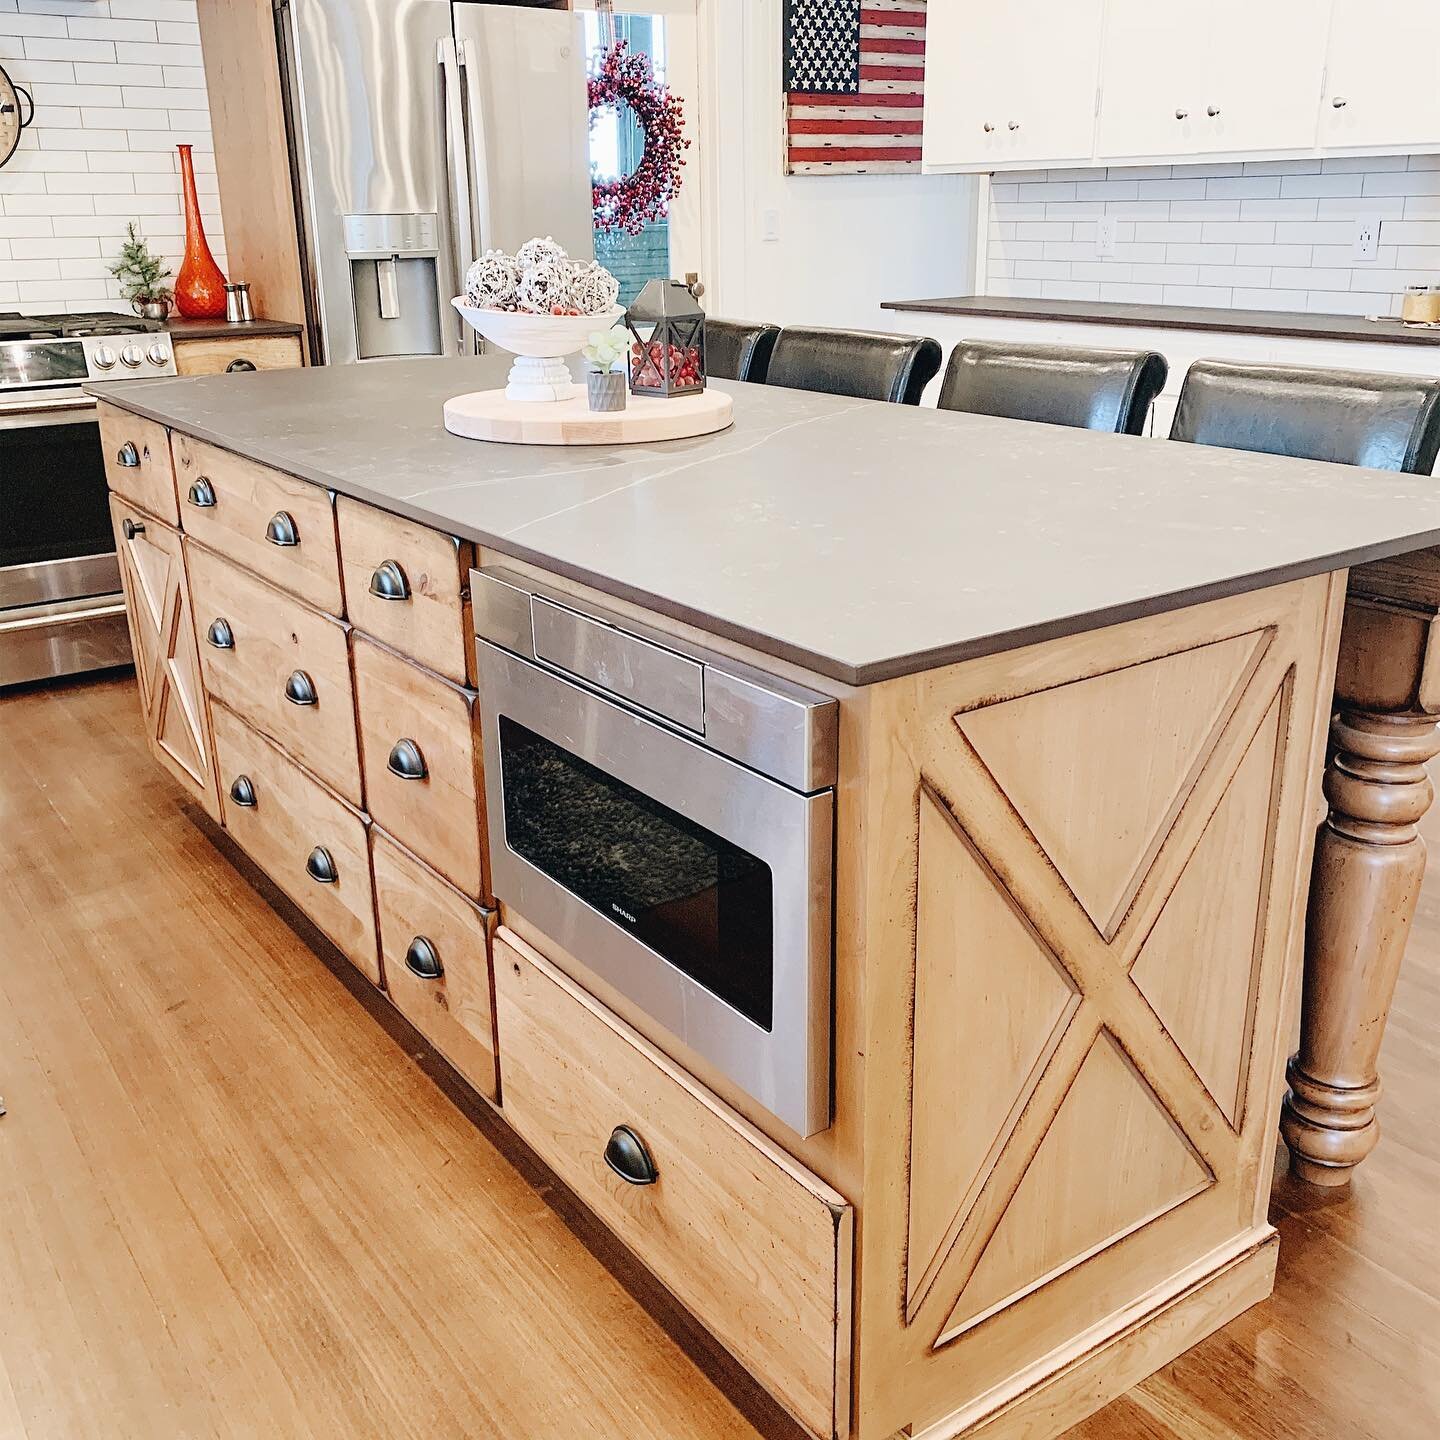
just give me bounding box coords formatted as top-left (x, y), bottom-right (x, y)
top-left (443, 386), bottom-right (734, 446)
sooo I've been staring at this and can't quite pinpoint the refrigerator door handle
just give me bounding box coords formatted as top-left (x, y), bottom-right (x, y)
top-left (438, 36), bottom-right (474, 355)
top-left (457, 36), bottom-right (494, 277)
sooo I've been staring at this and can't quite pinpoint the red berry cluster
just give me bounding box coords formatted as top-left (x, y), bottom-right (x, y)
top-left (630, 338), bottom-right (702, 391)
top-left (550, 304), bottom-right (584, 316)
top-left (589, 41), bottom-right (690, 237)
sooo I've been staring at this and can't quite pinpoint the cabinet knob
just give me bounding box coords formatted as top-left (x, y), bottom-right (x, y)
top-left (206, 617), bottom-right (234, 650)
top-left (116, 441), bottom-right (140, 468)
top-left (226, 358), bottom-right (258, 373)
top-left (121, 517), bottom-right (145, 540)
top-left (369, 559), bottom-right (411, 602)
top-left (283, 669), bottom-right (317, 706)
top-left (305, 846), bottom-right (338, 884)
top-left (265, 510), bottom-right (299, 547)
top-left (1207, 105), bottom-right (1221, 117)
top-left (1332, 96), bottom-right (1348, 108)
top-left (404, 936), bottom-right (443, 980)
top-left (228, 774), bottom-right (257, 808)
top-left (603, 1125), bottom-right (658, 1186)
top-left (387, 738), bottom-right (428, 781)
top-left (982, 122), bottom-right (995, 133)
top-left (187, 476), bottom-right (216, 508)
top-left (1007, 120), bottom-right (1020, 131)
top-left (1175, 108), bottom-right (1189, 120)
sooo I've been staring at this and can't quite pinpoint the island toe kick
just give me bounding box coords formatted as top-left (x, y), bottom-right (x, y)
top-left (97, 397), bottom-right (1348, 1440)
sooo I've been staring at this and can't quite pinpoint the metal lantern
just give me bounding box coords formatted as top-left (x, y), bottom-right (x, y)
top-left (625, 279), bottom-right (706, 398)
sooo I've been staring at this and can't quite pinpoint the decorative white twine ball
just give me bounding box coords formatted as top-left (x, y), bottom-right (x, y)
top-left (567, 260), bottom-right (621, 317)
top-left (515, 235), bottom-right (569, 272)
top-left (464, 249), bottom-right (521, 310)
top-left (516, 259), bottom-right (572, 315)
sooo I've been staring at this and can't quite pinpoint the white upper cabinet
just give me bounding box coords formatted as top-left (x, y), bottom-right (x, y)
top-left (1097, 0), bottom-right (1324, 161)
top-left (922, 0), bottom-right (1106, 171)
top-left (923, 0), bottom-right (1440, 172)
top-left (1320, 0), bottom-right (1440, 150)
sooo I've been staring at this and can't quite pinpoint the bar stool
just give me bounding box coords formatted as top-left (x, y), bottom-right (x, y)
top-left (937, 339), bottom-right (1168, 436)
top-left (1169, 359), bottom-right (1440, 473)
top-left (704, 319), bottom-right (781, 383)
top-left (765, 325), bottom-right (943, 405)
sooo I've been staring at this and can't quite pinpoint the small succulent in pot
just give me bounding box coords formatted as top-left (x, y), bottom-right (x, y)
top-left (582, 325), bottom-right (629, 412)
top-left (108, 221), bottom-right (173, 320)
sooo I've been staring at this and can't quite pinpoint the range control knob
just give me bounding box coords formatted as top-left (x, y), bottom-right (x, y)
top-left (119, 344), bottom-right (143, 369)
top-left (92, 344), bottom-right (118, 370)
top-left (146, 342), bottom-right (171, 367)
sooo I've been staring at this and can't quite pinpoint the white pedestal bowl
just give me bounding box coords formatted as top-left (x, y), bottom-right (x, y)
top-left (451, 300), bottom-right (626, 403)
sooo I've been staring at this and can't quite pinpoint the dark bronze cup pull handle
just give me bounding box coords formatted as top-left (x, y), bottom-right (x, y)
top-left (187, 476), bottom-right (216, 508)
top-left (206, 618), bottom-right (234, 650)
top-left (305, 847), bottom-right (338, 884)
top-left (226, 359), bottom-right (257, 373)
top-left (387, 738), bottom-right (427, 781)
top-left (265, 510), bottom-right (299, 547)
top-left (603, 1125), bottom-right (658, 1186)
top-left (284, 670), bottom-right (317, 706)
top-left (116, 441), bottom-right (140, 468)
top-left (369, 559), bottom-right (411, 602)
top-left (121, 517), bottom-right (145, 540)
top-left (404, 936), bottom-right (443, 980)
top-left (228, 775), bottom-right (257, 808)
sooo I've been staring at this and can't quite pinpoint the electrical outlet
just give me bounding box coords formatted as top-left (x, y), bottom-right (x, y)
top-left (1353, 215), bottom-right (1382, 262)
top-left (761, 208), bottom-right (781, 243)
top-left (1096, 215), bottom-right (1118, 258)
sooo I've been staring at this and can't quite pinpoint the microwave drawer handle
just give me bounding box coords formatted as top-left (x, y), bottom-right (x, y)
top-left (603, 1125), bottom-right (658, 1186)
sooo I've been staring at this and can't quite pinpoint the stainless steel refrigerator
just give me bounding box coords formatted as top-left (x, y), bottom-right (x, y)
top-left (276, 0), bottom-right (595, 365)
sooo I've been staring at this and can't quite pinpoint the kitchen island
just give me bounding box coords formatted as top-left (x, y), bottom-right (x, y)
top-left (89, 359), bottom-right (1440, 1440)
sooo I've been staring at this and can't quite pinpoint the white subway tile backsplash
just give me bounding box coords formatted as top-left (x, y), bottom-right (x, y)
top-left (1, 0), bottom-right (226, 311)
top-left (985, 159), bottom-right (1440, 320)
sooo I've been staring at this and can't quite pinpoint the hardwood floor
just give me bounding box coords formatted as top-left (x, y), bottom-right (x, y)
top-left (1, 673), bottom-right (1436, 1439)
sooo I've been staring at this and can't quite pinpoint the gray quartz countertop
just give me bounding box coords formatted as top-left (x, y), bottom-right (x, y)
top-left (88, 356), bottom-right (1440, 686)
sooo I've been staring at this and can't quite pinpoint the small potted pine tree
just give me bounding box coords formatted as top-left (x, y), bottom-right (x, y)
top-left (108, 222), bottom-right (173, 321)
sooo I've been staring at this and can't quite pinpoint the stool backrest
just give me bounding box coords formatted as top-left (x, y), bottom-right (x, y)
top-left (938, 339), bottom-right (1168, 437)
top-left (704, 319), bottom-right (781, 383)
top-left (766, 325), bottom-right (943, 405)
top-left (1170, 359), bottom-right (1440, 474)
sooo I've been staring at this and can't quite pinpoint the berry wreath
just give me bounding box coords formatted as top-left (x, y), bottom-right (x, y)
top-left (589, 40), bottom-right (690, 238)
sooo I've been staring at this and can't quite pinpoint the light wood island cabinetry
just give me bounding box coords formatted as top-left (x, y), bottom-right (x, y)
top-left (95, 390), bottom-right (1383, 1440)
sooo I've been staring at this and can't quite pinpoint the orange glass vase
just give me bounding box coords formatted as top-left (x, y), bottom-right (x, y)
top-left (173, 143), bottom-right (226, 319)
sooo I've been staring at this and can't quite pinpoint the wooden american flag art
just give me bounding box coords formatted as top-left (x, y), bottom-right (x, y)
top-left (783, 0), bottom-right (927, 175)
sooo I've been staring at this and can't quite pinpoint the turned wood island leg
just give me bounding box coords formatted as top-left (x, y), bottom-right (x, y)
top-left (1282, 574), bottom-right (1440, 1186)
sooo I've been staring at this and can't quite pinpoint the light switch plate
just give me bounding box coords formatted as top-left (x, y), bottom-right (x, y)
top-left (761, 208), bottom-right (781, 242)
top-left (1096, 215), bottom-right (1118, 258)
top-left (1352, 215), bottom-right (1382, 262)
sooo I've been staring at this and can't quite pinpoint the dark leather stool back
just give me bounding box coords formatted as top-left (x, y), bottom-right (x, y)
top-left (766, 325), bottom-right (943, 405)
top-left (704, 318), bottom-right (781, 383)
top-left (1170, 359), bottom-right (1440, 474)
top-left (937, 339), bottom-right (1168, 436)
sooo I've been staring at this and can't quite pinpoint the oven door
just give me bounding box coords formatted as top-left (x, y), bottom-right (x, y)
top-left (0, 403), bottom-right (131, 685)
top-left (478, 639), bottom-right (834, 1138)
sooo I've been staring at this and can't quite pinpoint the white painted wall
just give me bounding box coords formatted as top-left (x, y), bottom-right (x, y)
top-left (703, 0), bottom-right (977, 336)
top-left (0, 0), bottom-right (225, 316)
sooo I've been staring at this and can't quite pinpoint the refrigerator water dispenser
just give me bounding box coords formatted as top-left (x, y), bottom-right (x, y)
top-left (345, 213), bottom-right (442, 360)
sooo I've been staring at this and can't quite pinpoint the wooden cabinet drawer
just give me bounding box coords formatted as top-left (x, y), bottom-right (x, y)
top-left (173, 433), bottom-right (343, 615)
top-left (373, 830), bottom-right (497, 1100)
top-left (353, 635), bottom-right (486, 898)
top-left (109, 496), bottom-right (219, 818)
top-left (99, 403), bottom-right (178, 526)
top-left (173, 334), bottom-right (303, 377)
top-left (188, 541), bottom-right (362, 805)
top-left (336, 496), bottom-right (475, 685)
top-left (494, 929), bottom-right (852, 1440)
top-left (212, 703), bottom-right (379, 984)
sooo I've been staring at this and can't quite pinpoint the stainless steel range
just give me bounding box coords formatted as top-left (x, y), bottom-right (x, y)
top-left (0, 310), bottom-right (177, 686)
